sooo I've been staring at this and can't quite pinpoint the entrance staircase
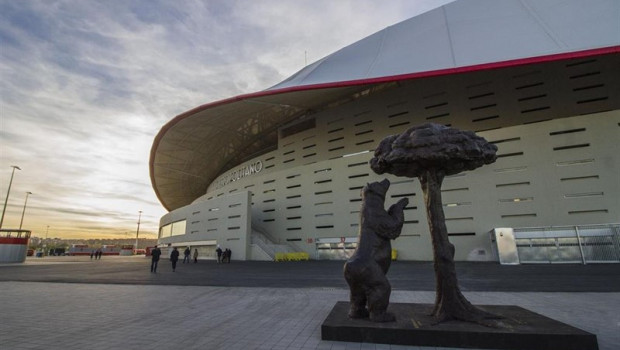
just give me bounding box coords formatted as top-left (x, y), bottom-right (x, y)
top-left (250, 223), bottom-right (295, 260)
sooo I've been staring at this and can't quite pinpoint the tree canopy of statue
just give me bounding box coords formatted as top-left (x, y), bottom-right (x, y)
top-left (370, 123), bottom-right (499, 326)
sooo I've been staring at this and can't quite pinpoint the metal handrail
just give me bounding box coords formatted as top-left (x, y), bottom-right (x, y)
top-left (513, 223), bottom-right (620, 264)
top-left (513, 223), bottom-right (620, 231)
top-left (0, 229), bottom-right (32, 239)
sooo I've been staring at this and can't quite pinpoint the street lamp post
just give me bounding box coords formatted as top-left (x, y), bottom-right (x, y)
top-left (19, 191), bottom-right (33, 230)
top-left (43, 225), bottom-right (49, 256)
top-left (135, 211), bottom-right (142, 251)
top-left (0, 165), bottom-right (21, 229)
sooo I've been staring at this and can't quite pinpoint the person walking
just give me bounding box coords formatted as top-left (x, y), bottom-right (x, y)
top-left (150, 246), bottom-right (161, 273)
top-left (183, 247), bottom-right (191, 264)
top-left (170, 247), bottom-right (179, 272)
top-left (193, 248), bottom-right (198, 263)
top-left (216, 245), bottom-right (223, 263)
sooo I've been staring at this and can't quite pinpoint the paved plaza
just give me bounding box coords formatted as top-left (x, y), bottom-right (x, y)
top-left (1, 257), bottom-right (619, 350)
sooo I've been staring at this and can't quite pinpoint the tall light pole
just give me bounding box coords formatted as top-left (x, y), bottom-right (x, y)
top-left (19, 191), bottom-right (33, 230)
top-left (43, 225), bottom-right (49, 256)
top-left (1, 165), bottom-right (21, 229)
top-left (135, 211), bottom-right (142, 250)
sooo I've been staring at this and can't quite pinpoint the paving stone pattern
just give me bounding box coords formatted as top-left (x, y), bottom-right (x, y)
top-left (1, 257), bottom-right (619, 349)
top-left (1, 281), bottom-right (619, 350)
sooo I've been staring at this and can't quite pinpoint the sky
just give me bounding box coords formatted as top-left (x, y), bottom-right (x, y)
top-left (1, 0), bottom-right (454, 240)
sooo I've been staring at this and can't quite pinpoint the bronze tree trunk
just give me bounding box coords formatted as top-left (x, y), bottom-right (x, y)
top-left (419, 169), bottom-right (498, 325)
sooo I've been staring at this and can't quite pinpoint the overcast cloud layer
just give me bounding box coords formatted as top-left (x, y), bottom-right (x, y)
top-left (1, 0), bottom-right (453, 239)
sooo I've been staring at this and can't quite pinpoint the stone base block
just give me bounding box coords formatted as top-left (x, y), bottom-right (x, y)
top-left (321, 302), bottom-right (598, 350)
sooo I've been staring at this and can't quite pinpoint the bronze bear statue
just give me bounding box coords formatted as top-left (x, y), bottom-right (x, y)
top-left (343, 178), bottom-right (408, 322)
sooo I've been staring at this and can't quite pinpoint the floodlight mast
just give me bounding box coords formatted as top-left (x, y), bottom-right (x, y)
top-left (135, 210), bottom-right (142, 251)
top-left (19, 191), bottom-right (33, 230)
top-left (0, 165), bottom-right (21, 229)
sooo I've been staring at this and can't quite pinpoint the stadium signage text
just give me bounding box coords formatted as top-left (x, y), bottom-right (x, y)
top-left (214, 160), bottom-right (263, 189)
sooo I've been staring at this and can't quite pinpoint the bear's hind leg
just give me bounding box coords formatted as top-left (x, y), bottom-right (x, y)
top-left (345, 260), bottom-right (369, 319)
top-left (367, 266), bottom-right (395, 322)
top-left (348, 282), bottom-right (369, 319)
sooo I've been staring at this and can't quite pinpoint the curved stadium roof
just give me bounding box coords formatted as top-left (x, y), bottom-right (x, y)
top-left (150, 0), bottom-right (620, 212)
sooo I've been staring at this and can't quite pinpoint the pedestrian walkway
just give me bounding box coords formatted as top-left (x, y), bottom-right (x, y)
top-left (1, 257), bottom-right (619, 349)
top-left (1, 281), bottom-right (618, 350)
top-left (3, 256), bottom-right (620, 292)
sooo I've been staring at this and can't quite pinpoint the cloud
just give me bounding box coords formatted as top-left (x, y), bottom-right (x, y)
top-left (1, 0), bottom-right (453, 239)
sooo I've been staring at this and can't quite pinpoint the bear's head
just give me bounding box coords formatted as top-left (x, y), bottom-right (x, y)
top-left (362, 178), bottom-right (390, 201)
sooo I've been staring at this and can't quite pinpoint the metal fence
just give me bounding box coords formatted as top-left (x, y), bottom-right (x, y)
top-left (514, 223), bottom-right (620, 264)
top-left (0, 229), bottom-right (31, 239)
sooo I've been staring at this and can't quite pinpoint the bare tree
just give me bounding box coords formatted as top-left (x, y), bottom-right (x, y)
top-left (370, 123), bottom-right (499, 326)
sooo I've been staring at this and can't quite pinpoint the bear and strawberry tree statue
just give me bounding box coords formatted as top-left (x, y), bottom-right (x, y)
top-left (370, 123), bottom-right (500, 326)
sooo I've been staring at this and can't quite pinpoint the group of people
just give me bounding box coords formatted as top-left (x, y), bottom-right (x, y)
top-left (150, 245), bottom-right (232, 273)
top-left (216, 246), bottom-right (232, 263)
top-left (90, 249), bottom-right (103, 260)
top-left (183, 247), bottom-right (199, 264)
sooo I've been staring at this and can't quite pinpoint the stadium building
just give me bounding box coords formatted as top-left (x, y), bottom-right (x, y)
top-left (150, 0), bottom-right (620, 262)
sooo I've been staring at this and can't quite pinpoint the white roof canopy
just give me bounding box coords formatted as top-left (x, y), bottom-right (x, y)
top-left (271, 0), bottom-right (619, 90)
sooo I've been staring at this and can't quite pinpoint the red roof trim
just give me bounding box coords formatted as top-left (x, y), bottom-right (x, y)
top-left (150, 45), bottom-right (619, 211)
top-left (267, 46), bottom-right (620, 92)
top-left (163, 46), bottom-right (619, 127)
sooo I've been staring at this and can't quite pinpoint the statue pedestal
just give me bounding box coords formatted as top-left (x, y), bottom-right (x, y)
top-left (321, 302), bottom-right (598, 350)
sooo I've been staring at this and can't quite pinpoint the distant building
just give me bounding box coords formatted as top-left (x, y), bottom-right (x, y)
top-left (150, 0), bottom-right (620, 261)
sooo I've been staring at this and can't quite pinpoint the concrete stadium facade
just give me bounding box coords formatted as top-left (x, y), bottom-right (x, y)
top-left (150, 0), bottom-right (620, 261)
